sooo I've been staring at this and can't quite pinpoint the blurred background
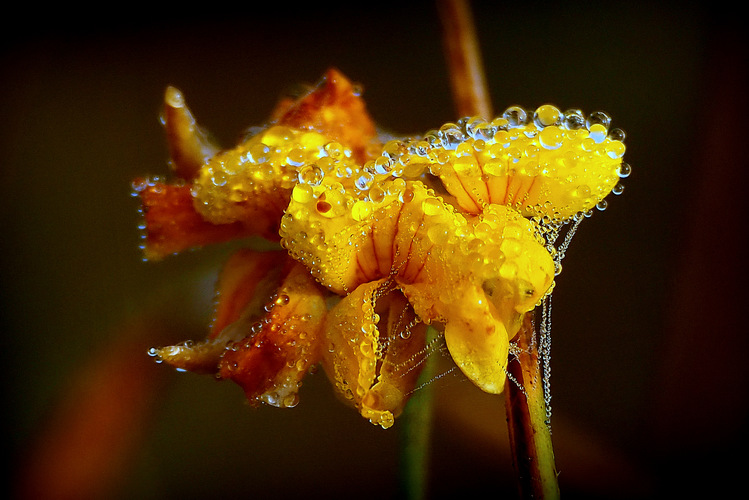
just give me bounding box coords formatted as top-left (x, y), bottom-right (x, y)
top-left (2, 1), bottom-right (746, 498)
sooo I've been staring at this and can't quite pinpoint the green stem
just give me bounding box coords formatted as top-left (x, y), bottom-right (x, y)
top-left (505, 312), bottom-right (560, 499)
top-left (399, 327), bottom-right (440, 500)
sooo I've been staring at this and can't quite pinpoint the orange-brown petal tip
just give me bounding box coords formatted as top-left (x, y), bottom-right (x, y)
top-left (132, 179), bottom-right (250, 260)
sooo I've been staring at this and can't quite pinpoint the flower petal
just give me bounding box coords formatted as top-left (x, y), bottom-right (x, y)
top-left (210, 249), bottom-right (289, 339)
top-left (282, 170), bottom-right (554, 395)
top-left (440, 284), bottom-right (509, 394)
top-left (151, 249), bottom-right (288, 374)
top-left (369, 108), bottom-right (625, 221)
top-left (133, 180), bottom-right (260, 261)
top-left (322, 279), bottom-right (427, 428)
top-left (276, 68), bottom-right (379, 163)
top-left (162, 86), bottom-right (220, 181)
top-left (217, 258), bottom-right (326, 408)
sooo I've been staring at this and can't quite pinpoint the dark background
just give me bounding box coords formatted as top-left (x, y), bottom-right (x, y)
top-left (3, 1), bottom-right (747, 498)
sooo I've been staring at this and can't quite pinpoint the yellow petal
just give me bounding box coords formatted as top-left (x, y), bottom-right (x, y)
top-left (442, 284), bottom-right (509, 394)
top-left (371, 107), bottom-right (625, 221)
top-left (321, 279), bottom-right (427, 428)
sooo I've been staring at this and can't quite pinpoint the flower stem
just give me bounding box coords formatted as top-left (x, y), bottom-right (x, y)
top-left (505, 312), bottom-right (560, 499)
top-left (437, 0), bottom-right (493, 119)
top-left (399, 327), bottom-right (440, 500)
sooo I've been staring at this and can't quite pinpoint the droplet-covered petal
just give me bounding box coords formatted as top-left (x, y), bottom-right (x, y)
top-left (375, 106), bottom-right (626, 221)
top-left (321, 279), bottom-right (427, 428)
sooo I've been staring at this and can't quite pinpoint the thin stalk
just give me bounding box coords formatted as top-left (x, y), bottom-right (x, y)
top-left (437, 0), bottom-right (493, 119)
top-left (505, 312), bottom-right (560, 499)
top-left (399, 327), bottom-right (440, 500)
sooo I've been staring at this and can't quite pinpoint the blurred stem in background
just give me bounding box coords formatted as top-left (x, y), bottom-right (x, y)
top-left (398, 327), bottom-right (440, 500)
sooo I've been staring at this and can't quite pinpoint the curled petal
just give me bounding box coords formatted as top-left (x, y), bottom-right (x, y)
top-left (151, 249), bottom-right (288, 373)
top-left (282, 174), bottom-right (554, 395)
top-left (282, 178), bottom-right (554, 326)
top-left (322, 279), bottom-right (427, 428)
top-left (210, 249), bottom-right (288, 339)
top-left (162, 86), bottom-right (220, 180)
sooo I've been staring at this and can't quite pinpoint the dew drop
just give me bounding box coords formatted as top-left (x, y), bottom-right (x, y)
top-left (292, 183), bottom-right (314, 203)
top-left (534, 105), bottom-right (562, 127)
top-left (439, 123), bottom-right (465, 149)
top-left (563, 109), bottom-right (585, 130)
top-left (606, 141), bottom-right (626, 159)
top-left (588, 123), bottom-right (608, 144)
top-left (586, 110), bottom-right (611, 130)
top-left (539, 126), bottom-right (563, 150)
top-left (608, 127), bottom-right (626, 142)
top-left (503, 106), bottom-right (528, 128)
top-left (617, 162), bottom-right (632, 178)
top-left (422, 198), bottom-right (443, 216)
top-left (352, 200), bottom-right (372, 221)
top-left (298, 164), bottom-right (324, 186)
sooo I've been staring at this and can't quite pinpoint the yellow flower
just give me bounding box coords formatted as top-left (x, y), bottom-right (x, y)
top-left (138, 69), bottom-right (627, 428)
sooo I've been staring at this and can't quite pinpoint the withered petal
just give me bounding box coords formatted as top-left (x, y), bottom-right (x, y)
top-left (217, 258), bottom-right (327, 408)
top-left (276, 67), bottom-right (379, 163)
top-left (134, 180), bottom-right (259, 261)
top-left (210, 249), bottom-right (288, 339)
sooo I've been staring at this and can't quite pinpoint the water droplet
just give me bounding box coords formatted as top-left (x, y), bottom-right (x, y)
top-left (422, 198), bottom-right (443, 216)
top-left (606, 140), bottom-right (626, 159)
top-left (563, 109), bottom-right (585, 130)
top-left (298, 164), bottom-right (324, 186)
top-left (617, 162), bottom-right (632, 178)
top-left (503, 106), bottom-right (528, 128)
top-left (534, 105), bottom-right (562, 127)
top-left (586, 111), bottom-right (611, 131)
top-left (539, 126), bottom-right (563, 150)
top-left (291, 183), bottom-right (314, 203)
top-left (608, 127), bottom-right (626, 141)
top-left (439, 123), bottom-right (464, 149)
top-left (588, 123), bottom-right (608, 144)
top-left (465, 117), bottom-right (494, 140)
top-left (373, 156), bottom-right (393, 175)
